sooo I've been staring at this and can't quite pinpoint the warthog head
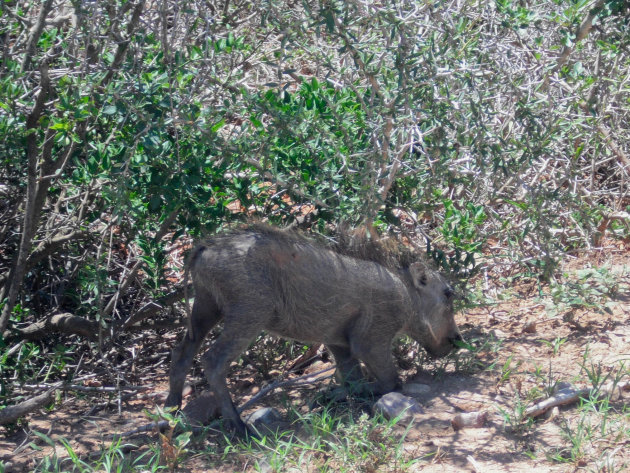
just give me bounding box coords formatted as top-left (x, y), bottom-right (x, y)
top-left (405, 262), bottom-right (461, 358)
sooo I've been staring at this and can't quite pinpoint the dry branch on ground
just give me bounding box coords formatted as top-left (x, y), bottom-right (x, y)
top-left (525, 380), bottom-right (630, 419)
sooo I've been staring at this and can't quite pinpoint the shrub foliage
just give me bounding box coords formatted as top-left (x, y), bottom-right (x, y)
top-left (0, 0), bottom-right (628, 339)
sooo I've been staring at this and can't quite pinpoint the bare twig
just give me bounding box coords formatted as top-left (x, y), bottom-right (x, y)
top-left (22, 383), bottom-right (150, 393)
top-left (103, 207), bottom-right (179, 318)
top-left (102, 1), bottom-right (146, 85)
top-left (121, 286), bottom-right (188, 329)
top-left (466, 455), bottom-right (484, 473)
top-left (116, 420), bottom-right (172, 438)
top-left (237, 364), bottom-right (336, 413)
top-left (84, 392), bottom-right (145, 417)
top-left (242, 157), bottom-right (329, 208)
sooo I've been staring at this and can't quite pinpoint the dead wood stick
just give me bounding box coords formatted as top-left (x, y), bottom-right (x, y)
top-left (0, 381), bottom-right (151, 426)
top-left (116, 420), bottom-right (179, 438)
top-left (285, 344), bottom-right (323, 372)
top-left (237, 365), bottom-right (336, 414)
top-left (115, 418), bottom-right (217, 439)
top-left (0, 389), bottom-right (55, 425)
top-left (14, 312), bottom-right (98, 341)
top-left (22, 383), bottom-right (150, 393)
top-left (525, 380), bottom-right (630, 418)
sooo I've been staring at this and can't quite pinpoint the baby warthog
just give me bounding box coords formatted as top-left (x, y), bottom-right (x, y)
top-left (166, 225), bottom-right (461, 435)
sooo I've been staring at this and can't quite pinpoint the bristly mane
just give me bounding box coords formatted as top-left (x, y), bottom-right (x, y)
top-left (331, 226), bottom-right (417, 270)
top-left (229, 223), bottom-right (419, 270)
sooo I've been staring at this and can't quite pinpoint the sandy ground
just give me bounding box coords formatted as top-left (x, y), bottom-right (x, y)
top-left (1, 246), bottom-right (629, 472)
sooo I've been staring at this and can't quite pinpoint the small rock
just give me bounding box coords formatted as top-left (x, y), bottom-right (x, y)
top-left (372, 392), bottom-right (423, 423)
top-left (450, 411), bottom-right (487, 430)
top-left (522, 321), bottom-right (537, 333)
top-left (182, 383), bottom-right (193, 398)
top-left (246, 407), bottom-right (282, 429)
top-left (402, 383), bottom-right (431, 396)
top-left (152, 390), bottom-right (169, 403)
top-left (303, 361), bottom-right (336, 381)
top-left (491, 329), bottom-right (507, 339)
top-left (607, 384), bottom-right (624, 402)
top-left (304, 360), bottom-right (326, 374)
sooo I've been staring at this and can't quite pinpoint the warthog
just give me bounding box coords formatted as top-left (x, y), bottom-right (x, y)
top-left (166, 225), bottom-right (461, 435)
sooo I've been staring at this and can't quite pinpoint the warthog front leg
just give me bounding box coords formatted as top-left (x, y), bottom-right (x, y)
top-left (350, 336), bottom-right (399, 395)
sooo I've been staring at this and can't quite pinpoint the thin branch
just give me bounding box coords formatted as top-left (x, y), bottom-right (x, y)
top-left (28, 230), bottom-right (90, 269)
top-left (242, 157), bottom-right (329, 208)
top-left (102, 1), bottom-right (146, 86)
top-left (103, 207), bottom-right (179, 318)
top-left (121, 286), bottom-right (188, 329)
top-left (237, 364), bottom-right (336, 414)
top-left (554, 0), bottom-right (606, 73)
top-left (22, 383), bottom-right (150, 393)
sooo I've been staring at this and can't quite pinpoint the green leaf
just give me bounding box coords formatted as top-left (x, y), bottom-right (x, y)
top-left (102, 105), bottom-right (117, 115)
top-left (211, 118), bottom-right (226, 133)
top-left (323, 9), bottom-right (335, 33)
top-left (148, 195), bottom-right (163, 212)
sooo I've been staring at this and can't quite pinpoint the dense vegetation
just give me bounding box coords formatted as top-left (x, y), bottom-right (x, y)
top-left (0, 0), bottom-right (628, 469)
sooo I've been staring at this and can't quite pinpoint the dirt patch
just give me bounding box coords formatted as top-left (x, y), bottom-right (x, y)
top-left (2, 250), bottom-right (629, 472)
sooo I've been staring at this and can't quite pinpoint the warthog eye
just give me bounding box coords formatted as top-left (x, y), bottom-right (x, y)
top-left (444, 286), bottom-right (454, 299)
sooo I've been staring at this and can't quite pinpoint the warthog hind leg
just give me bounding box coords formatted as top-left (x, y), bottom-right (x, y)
top-left (327, 344), bottom-right (365, 392)
top-left (200, 312), bottom-right (261, 436)
top-left (165, 290), bottom-right (221, 408)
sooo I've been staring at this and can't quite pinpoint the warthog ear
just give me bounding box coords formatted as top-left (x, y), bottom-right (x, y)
top-left (409, 262), bottom-right (428, 288)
